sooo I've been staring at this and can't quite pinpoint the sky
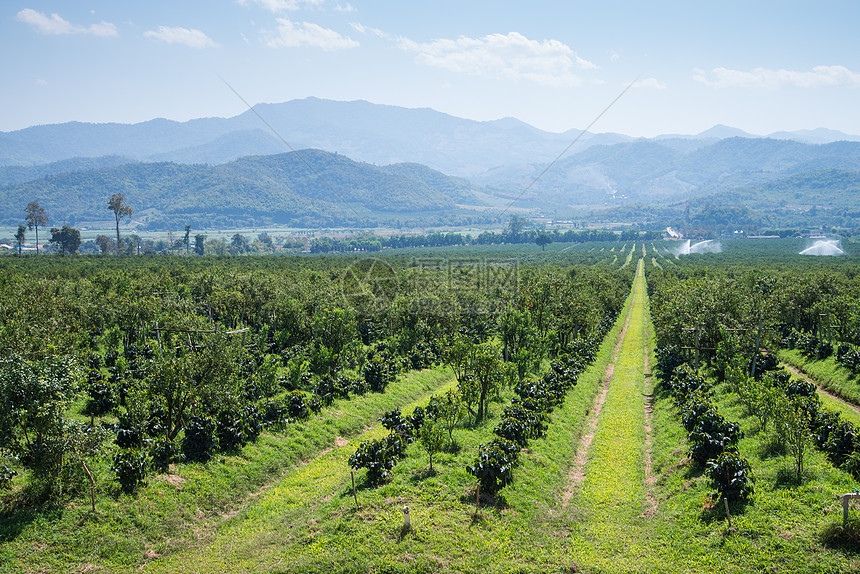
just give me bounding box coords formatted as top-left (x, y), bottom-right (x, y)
top-left (3, 1), bottom-right (860, 137)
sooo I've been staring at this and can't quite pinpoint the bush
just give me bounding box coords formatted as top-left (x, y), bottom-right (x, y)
top-left (706, 450), bottom-right (753, 503)
top-left (182, 416), bottom-right (217, 463)
top-left (467, 438), bottom-right (520, 495)
top-left (348, 433), bottom-right (407, 485)
top-left (113, 448), bottom-right (150, 493)
top-left (689, 411), bottom-right (743, 466)
top-left (379, 409), bottom-right (415, 441)
top-left (150, 437), bottom-right (178, 473)
top-left (284, 390), bottom-right (311, 421)
top-left (363, 353), bottom-right (397, 393)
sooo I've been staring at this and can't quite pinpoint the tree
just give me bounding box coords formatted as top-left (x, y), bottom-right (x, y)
top-left (418, 419), bottom-right (445, 473)
top-left (230, 233), bottom-right (248, 254)
top-left (15, 225), bottom-right (25, 255)
top-left (49, 225), bottom-right (81, 255)
top-left (506, 214), bottom-right (528, 240)
top-left (95, 235), bottom-right (113, 254)
top-left (194, 234), bottom-right (206, 255)
top-left (107, 193), bottom-right (133, 249)
top-left (535, 232), bottom-right (552, 251)
top-left (24, 201), bottom-right (49, 254)
top-left (0, 356), bottom-right (81, 493)
top-left (184, 225), bottom-right (191, 255)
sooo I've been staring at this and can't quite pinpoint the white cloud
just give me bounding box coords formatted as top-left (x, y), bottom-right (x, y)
top-left (335, 3), bottom-right (356, 12)
top-left (633, 77), bottom-right (667, 90)
top-left (350, 22), bottom-right (391, 40)
top-left (237, 0), bottom-right (324, 12)
top-left (399, 32), bottom-right (596, 87)
top-left (694, 65), bottom-right (860, 88)
top-left (16, 8), bottom-right (118, 38)
top-left (267, 19), bottom-right (358, 50)
top-left (144, 26), bottom-right (219, 49)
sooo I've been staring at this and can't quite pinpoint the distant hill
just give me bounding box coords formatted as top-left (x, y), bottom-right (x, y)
top-left (0, 150), bottom-right (488, 229)
top-left (0, 98), bottom-right (590, 176)
top-left (2, 99), bottom-right (860, 231)
top-left (0, 155), bottom-right (135, 186)
top-left (698, 168), bottom-right (860, 211)
top-left (479, 137), bottom-right (860, 210)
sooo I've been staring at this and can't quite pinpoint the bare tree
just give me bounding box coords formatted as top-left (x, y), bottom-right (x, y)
top-left (24, 201), bottom-right (49, 254)
top-left (107, 193), bottom-right (133, 251)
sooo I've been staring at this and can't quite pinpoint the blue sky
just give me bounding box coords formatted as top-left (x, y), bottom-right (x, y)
top-left (3, 1), bottom-right (860, 137)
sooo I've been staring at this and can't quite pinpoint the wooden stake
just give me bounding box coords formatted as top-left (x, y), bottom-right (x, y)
top-left (351, 471), bottom-right (358, 508)
top-left (724, 497), bottom-right (732, 528)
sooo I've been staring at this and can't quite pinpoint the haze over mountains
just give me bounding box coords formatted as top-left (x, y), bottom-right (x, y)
top-left (1, 98), bottom-right (858, 231)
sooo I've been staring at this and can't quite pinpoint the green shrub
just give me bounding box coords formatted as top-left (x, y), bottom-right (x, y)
top-left (182, 416), bottom-right (217, 463)
top-left (348, 433), bottom-right (407, 485)
top-left (467, 438), bottom-right (520, 495)
top-left (705, 451), bottom-right (753, 503)
top-left (113, 448), bottom-right (150, 493)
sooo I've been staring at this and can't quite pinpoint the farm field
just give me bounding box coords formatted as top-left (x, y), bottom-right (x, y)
top-left (1, 240), bottom-right (859, 572)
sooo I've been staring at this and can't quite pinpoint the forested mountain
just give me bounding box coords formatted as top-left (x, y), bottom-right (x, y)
top-left (0, 156), bottom-right (135, 186)
top-left (2, 98), bottom-right (860, 232)
top-left (480, 137), bottom-right (860, 209)
top-left (0, 150), bottom-right (487, 229)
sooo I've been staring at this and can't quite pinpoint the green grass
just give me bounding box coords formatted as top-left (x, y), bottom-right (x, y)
top-left (778, 349), bottom-right (860, 406)
top-left (0, 367), bottom-right (455, 573)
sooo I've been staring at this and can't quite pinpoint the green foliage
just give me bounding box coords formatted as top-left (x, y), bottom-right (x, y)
top-left (417, 419), bottom-right (445, 472)
top-left (150, 437), bottom-right (178, 473)
top-left (48, 225), bottom-right (81, 255)
top-left (0, 356), bottom-right (80, 486)
top-left (182, 415), bottom-right (217, 463)
top-left (467, 438), bottom-right (520, 496)
top-left (348, 433), bottom-right (407, 485)
top-left (705, 451), bottom-right (754, 503)
top-left (112, 448), bottom-right (150, 494)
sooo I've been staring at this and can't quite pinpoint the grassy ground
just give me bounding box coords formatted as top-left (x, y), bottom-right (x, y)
top-left (0, 368), bottom-right (455, 573)
top-left (561, 259), bottom-right (651, 570)
top-left (778, 349), bottom-right (860, 407)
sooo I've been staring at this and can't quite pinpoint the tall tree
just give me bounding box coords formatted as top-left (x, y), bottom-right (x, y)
top-left (95, 235), bottom-right (113, 254)
top-left (107, 193), bottom-right (133, 249)
top-left (14, 225), bottom-right (25, 255)
top-left (49, 225), bottom-right (81, 255)
top-left (24, 201), bottom-right (48, 254)
top-left (194, 234), bottom-right (206, 255)
top-left (183, 225), bottom-right (191, 255)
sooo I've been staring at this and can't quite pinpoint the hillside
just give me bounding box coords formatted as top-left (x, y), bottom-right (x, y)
top-left (479, 137), bottom-right (860, 211)
top-left (0, 150), bottom-right (488, 229)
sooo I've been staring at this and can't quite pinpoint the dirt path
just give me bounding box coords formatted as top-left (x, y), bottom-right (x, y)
top-left (562, 262), bottom-right (650, 510)
top-left (561, 296), bottom-right (633, 506)
top-left (640, 351), bottom-right (658, 518)
top-left (559, 259), bottom-right (655, 568)
top-left (783, 363), bottom-right (860, 416)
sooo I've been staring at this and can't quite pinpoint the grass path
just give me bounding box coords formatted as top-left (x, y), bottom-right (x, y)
top-left (143, 373), bottom-right (460, 573)
top-left (562, 259), bottom-right (657, 570)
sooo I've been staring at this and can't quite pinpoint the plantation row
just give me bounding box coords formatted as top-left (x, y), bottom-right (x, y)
top-left (0, 255), bottom-right (631, 517)
top-left (648, 257), bottom-right (860, 519)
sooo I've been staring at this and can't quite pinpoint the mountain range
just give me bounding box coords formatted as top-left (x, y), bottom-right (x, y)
top-left (1, 98), bottom-right (859, 231)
